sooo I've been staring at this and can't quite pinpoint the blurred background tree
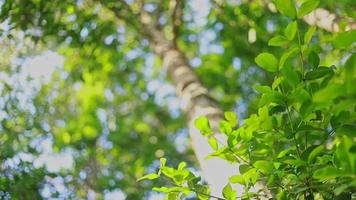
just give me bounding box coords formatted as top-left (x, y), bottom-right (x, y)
top-left (0, 0), bottom-right (354, 199)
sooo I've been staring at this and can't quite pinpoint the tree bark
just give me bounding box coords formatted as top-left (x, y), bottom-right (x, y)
top-left (265, 2), bottom-right (356, 32)
top-left (303, 8), bottom-right (356, 32)
top-left (107, 0), bottom-right (260, 196)
top-left (161, 46), bottom-right (241, 196)
top-left (133, 2), bottom-right (356, 197)
top-left (158, 43), bottom-right (271, 198)
top-left (105, 0), bottom-right (353, 197)
top-left (133, 3), bottom-right (264, 196)
top-left (139, 19), bottom-right (241, 194)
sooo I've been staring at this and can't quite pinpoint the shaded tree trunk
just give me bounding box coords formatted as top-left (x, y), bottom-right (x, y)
top-left (99, 0), bottom-right (356, 196)
top-left (161, 46), bottom-right (240, 196)
top-left (126, 8), bottom-right (243, 196)
top-left (303, 8), bottom-right (356, 32)
top-left (106, 0), bottom-right (268, 196)
top-left (264, 2), bottom-right (356, 32)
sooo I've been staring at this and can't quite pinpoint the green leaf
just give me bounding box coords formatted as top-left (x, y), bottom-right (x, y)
top-left (161, 166), bottom-right (175, 178)
top-left (279, 46), bottom-right (299, 69)
top-left (172, 170), bottom-right (190, 185)
top-left (282, 65), bottom-right (300, 88)
top-left (349, 145), bottom-right (356, 153)
top-left (331, 111), bottom-right (350, 130)
top-left (275, 0), bottom-right (296, 19)
top-left (253, 146), bottom-right (272, 157)
top-left (224, 111), bottom-right (238, 127)
top-left (239, 164), bottom-right (250, 174)
top-left (334, 136), bottom-right (356, 173)
top-left (243, 168), bottom-right (259, 185)
top-left (313, 83), bottom-right (345, 104)
top-left (165, 192), bottom-right (179, 200)
top-left (277, 148), bottom-right (294, 158)
top-left (230, 175), bottom-right (245, 185)
top-left (308, 51), bottom-right (319, 69)
top-left (219, 120), bottom-right (232, 135)
top-left (253, 160), bottom-right (274, 174)
top-left (301, 145), bottom-right (319, 161)
top-left (255, 52), bottom-right (278, 72)
top-left (308, 145), bottom-right (324, 163)
top-left (284, 21), bottom-right (298, 40)
top-left (173, 174), bottom-right (185, 185)
top-left (277, 189), bottom-right (288, 200)
top-left (268, 35), bottom-right (289, 46)
top-left (194, 116), bottom-right (212, 135)
top-left (222, 183), bottom-right (236, 200)
top-left (288, 88), bottom-right (311, 105)
top-left (255, 85), bottom-right (272, 94)
top-left (259, 91), bottom-right (286, 106)
top-left (334, 184), bottom-right (353, 196)
top-left (239, 128), bottom-right (253, 141)
top-left (178, 162), bottom-right (186, 170)
top-left (333, 30), bottom-right (356, 49)
top-left (153, 187), bottom-right (169, 192)
top-left (336, 124), bottom-right (356, 137)
top-left (304, 26), bottom-right (316, 45)
top-left (313, 167), bottom-right (350, 180)
top-left (137, 173), bottom-right (159, 182)
top-left (345, 54), bottom-right (356, 94)
top-left (227, 133), bottom-right (237, 148)
top-left (274, 162), bottom-right (281, 169)
top-left (272, 76), bottom-right (284, 90)
top-left (154, 187), bottom-right (190, 193)
top-left (195, 185), bottom-right (210, 200)
top-left (187, 176), bottom-right (201, 188)
top-left (305, 67), bottom-right (333, 80)
top-left (208, 137), bottom-right (218, 150)
top-left (282, 158), bottom-right (306, 167)
top-left (298, 0), bottom-right (320, 18)
top-left (160, 158), bottom-right (167, 168)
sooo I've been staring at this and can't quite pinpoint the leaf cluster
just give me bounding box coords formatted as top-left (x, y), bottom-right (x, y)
top-left (141, 0), bottom-right (356, 199)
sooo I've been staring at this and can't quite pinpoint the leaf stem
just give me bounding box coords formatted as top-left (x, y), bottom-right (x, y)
top-left (190, 188), bottom-right (226, 200)
top-left (296, 20), bottom-right (310, 153)
top-left (215, 138), bottom-right (289, 192)
top-left (286, 103), bottom-right (302, 157)
top-left (296, 21), bottom-right (306, 81)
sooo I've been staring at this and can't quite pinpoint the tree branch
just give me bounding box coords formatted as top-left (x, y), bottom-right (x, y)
top-left (98, 0), bottom-right (172, 56)
top-left (303, 8), bottom-right (356, 32)
top-left (155, 0), bottom-right (165, 30)
top-left (264, 1), bottom-right (356, 32)
top-left (170, 0), bottom-right (185, 45)
top-left (99, 0), bottom-right (237, 196)
top-left (96, 0), bottom-right (141, 30)
top-left (212, 0), bottom-right (355, 32)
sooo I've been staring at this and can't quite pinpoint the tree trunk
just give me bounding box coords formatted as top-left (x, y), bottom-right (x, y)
top-left (104, 3), bottom-right (241, 195)
top-left (303, 8), bottom-right (356, 32)
top-left (160, 46), bottom-right (241, 196)
top-left (107, 0), bottom-right (354, 197)
top-left (153, 5), bottom-right (355, 196)
top-left (121, 2), bottom-right (266, 197)
top-left (265, 2), bottom-right (356, 32)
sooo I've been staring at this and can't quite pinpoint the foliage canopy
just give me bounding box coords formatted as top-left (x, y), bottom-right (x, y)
top-left (0, 0), bottom-right (355, 199)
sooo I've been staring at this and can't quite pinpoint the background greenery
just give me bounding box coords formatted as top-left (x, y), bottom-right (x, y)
top-left (0, 0), bottom-right (355, 199)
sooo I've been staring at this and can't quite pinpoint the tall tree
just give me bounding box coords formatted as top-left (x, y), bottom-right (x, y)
top-left (0, 0), bottom-right (355, 199)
